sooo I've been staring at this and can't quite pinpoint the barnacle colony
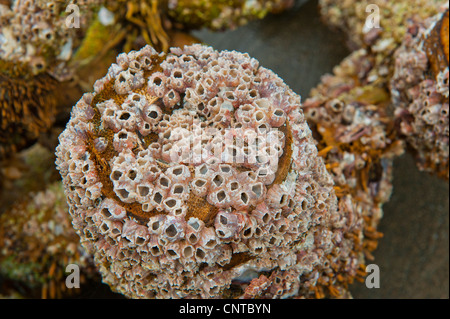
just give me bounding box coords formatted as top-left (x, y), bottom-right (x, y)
top-left (0, 0), bottom-right (100, 159)
top-left (318, 0), bottom-right (449, 179)
top-left (391, 9), bottom-right (449, 179)
top-left (55, 44), bottom-right (351, 298)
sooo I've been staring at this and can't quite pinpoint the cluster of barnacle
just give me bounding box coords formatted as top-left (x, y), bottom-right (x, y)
top-left (0, 0), bottom-right (94, 78)
top-left (300, 48), bottom-right (402, 298)
top-left (391, 9), bottom-right (449, 179)
top-left (55, 43), bottom-right (367, 298)
top-left (0, 0), bottom-right (294, 160)
top-left (0, 182), bottom-right (97, 299)
top-left (318, 0), bottom-right (449, 179)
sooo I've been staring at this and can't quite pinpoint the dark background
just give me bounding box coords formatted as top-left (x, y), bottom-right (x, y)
top-left (193, 0), bottom-right (449, 299)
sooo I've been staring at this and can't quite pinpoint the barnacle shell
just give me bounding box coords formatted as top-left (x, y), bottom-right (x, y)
top-left (391, 8), bottom-right (449, 179)
top-left (55, 44), bottom-right (360, 299)
top-left (0, 182), bottom-right (97, 299)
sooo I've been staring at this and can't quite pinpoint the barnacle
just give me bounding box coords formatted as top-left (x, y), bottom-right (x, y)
top-left (391, 8), bottom-right (449, 179)
top-left (54, 44), bottom-right (368, 299)
top-left (0, 182), bottom-right (97, 299)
